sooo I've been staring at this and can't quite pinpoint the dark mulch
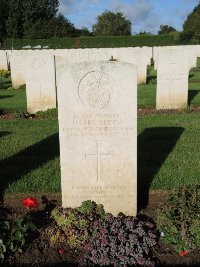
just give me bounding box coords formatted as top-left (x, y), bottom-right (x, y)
top-left (0, 192), bottom-right (200, 267)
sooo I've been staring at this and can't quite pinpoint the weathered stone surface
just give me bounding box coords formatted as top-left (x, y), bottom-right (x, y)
top-left (26, 51), bottom-right (56, 113)
top-left (88, 48), bottom-right (112, 62)
top-left (156, 49), bottom-right (189, 109)
top-left (56, 60), bottom-right (137, 216)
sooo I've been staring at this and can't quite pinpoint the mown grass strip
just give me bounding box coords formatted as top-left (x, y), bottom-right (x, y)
top-left (0, 113), bottom-right (200, 194)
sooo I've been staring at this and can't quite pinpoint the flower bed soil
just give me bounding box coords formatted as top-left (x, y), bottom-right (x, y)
top-left (1, 192), bottom-right (200, 267)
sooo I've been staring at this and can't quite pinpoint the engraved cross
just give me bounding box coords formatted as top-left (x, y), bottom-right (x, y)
top-left (85, 140), bottom-right (110, 181)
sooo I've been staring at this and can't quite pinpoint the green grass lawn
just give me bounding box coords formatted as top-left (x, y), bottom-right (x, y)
top-left (0, 113), bottom-right (200, 194)
top-left (1, 64), bottom-right (200, 195)
top-left (138, 113), bottom-right (200, 191)
top-left (0, 119), bottom-right (60, 194)
top-left (0, 88), bottom-right (27, 113)
top-left (138, 84), bottom-right (156, 108)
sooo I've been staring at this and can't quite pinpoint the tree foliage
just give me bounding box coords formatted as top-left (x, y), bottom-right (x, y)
top-left (6, 0), bottom-right (60, 38)
top-left (22, 0), bottom-right (59, 38)
top-left (137, 31), bottom-right (152, 35)
top-left (6, 0), bottom-right (24, 38)
top-left (0, 0), bottom-right (10, 42)
top-left (158, 24), bottom-right (176, 35)
top-left (1, 0), bottom-right (90, 40)
top-left (182, 2), bottom-right (200, 41)
top-left (92, 10), bottom-right (131, 36)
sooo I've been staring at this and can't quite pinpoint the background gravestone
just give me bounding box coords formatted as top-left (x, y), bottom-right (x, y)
top-left (56, 60), bottom-right (137, 216)
top-left (156, 49), bottom-right (189, 109)
top-left (26, 51), bottom-right (57, 113)
top-left (111, 47), bottom-right (151, 84)
top-left (153, 45), bottom-right (197, 70)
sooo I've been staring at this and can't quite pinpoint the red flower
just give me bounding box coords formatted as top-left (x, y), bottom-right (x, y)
top-left (58, 249), bottom-right (64, 255)
top-left (22, 197), bottom-right (39, 209)
top-left (179, 250), bottom-right (189, 256)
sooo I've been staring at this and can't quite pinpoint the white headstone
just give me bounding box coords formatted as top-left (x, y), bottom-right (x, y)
top-left (56, 60), bottom-right (137, 216)
top-left (68, 49), bottom-right (80, 63)
top-left (153, 45), bottom-right (197, 71)
top-left (143, 46), bottom-right (153, 65)
top-left (54, 47), bottom-right (150, 84)
top-left (79, 48), bottom-right (90, 62)
top-left (5, 50), bottom-right (12, 69)
top-left (0, 50), bottom-right (8, 70)
top-left (156, 49), bottom-right (189, 109)
top-left (26, 52), bottom-right (57, 113)
top-left (10, 50), bottom-right (27, 88)
top-left (112, 47), bottom-right (150, 84)
top-left (88, 48), bottom-right (112, 62)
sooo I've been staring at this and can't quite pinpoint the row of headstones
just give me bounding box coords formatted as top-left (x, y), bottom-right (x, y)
top-left (1, 45), bottom-right (200, 112)
top-left (0, 46), bottom-right (200, 215)
top-left (0, 47), bottom-right (151, 113)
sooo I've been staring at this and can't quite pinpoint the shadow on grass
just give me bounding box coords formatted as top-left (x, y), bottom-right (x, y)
top-left (3, 80), bottom-right (12, 89)
top-left (0, 95), bottom-right (14, 99)
top-left (137, 127), bottom-right (184, 211)
top-left (188, 89), bottom-right (200, 105)
top-left (189, 73), bottom-right (195, 79)
top-left (146, 75), bottom-right (157, 84)
top-left (0, 131), bottom-right (12, 138)
top-left (0, 133), bottom-right (60, 203)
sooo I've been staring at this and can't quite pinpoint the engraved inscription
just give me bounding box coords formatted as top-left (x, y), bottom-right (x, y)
top-left (78, 71), bottom-right (114, 109)
top-left (85, 140), bottom-right (111, 181)
top-left (68, 185), bottom-right (135, 201)
top-left (65, 113), bottom-right (134, 137)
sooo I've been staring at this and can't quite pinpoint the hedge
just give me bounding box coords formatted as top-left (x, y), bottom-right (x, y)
top-left (1, 34), bottom-right (194, 50)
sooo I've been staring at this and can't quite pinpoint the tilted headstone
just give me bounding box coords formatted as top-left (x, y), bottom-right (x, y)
top-left (156, 49), bottom-right (189, 109)
top-left (26, 51), bottom-right (57, 113)
top-left (0, 50), bottom-right (8, 70)
top-left (56, 60), bottom-right (137, 216)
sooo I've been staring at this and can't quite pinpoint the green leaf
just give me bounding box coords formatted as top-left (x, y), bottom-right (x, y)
top-left (14, 230), bottom-right (23, 240)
